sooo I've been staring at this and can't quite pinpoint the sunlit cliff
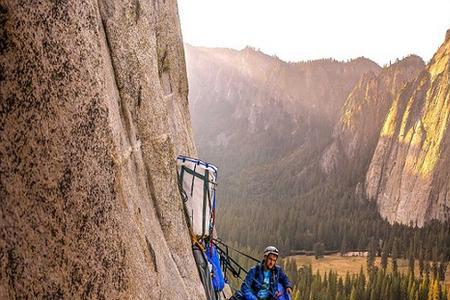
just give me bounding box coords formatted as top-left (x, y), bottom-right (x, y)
top-left (366, 30), bottom-right (450, 226)
top-left (321, 55), bottom-right (424, 177)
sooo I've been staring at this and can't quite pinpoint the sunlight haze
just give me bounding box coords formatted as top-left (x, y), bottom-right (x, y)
top-left (178, 0), bottom-right (450, 65)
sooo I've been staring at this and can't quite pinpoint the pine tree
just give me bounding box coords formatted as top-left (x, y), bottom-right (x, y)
top-left (375, 271), bottom-right (384, 300)
top-left (336, 291), bottom-right (345, 300)
top-left (313, 242), bottom-right (324, 259)
top-left (390, 276), bottom-right (400, 300)
top-left (438, 254), bottom-right (448, 282)
top-left (427, 278), bottom-right (440, 300)
top-left (441, 286), bottom-right (448, 300)
top-left (409, 239), bottom-right (416, 277)
top-left (432, 247), bottom-right (439, 280)
top-left (340, 235), bottom-right (348, 256)
top-left (419, 248), bottom-right (425, 279)
top-left (349, 285), bottom-right (358, 300)
top-left (369, 287), bottom-right (376, 300)
top-left (420, 275), bottom-right (430, 299)
top-left (392, 239), bottom-right (399, 274)
top-left (367, 237), bottom-right (376, 274)
top-left (381, 241), bottom-right (389, 271)
top-left (425, 260), bottom-right (431, 281)
top-left (344, 272), bottom-right (352, 295)
top-left (409, 281), bottom-right (417, 300)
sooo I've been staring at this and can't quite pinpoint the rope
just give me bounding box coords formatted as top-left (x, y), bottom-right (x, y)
top-left (216, 244), bottom-right (245, 278)
top-left (213, 239), bottom-right (260, 263)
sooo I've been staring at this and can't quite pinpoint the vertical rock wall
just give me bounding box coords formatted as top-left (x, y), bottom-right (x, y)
top-left (320, 56), bottom-right (424, 178)
top-left (0, 0), bottom-right (203, 298)
top-left (366, 32), bottom-right (450, 226)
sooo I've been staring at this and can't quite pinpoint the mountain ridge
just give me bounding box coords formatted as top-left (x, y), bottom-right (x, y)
top-left (186, 43), bottom-right (381, 179)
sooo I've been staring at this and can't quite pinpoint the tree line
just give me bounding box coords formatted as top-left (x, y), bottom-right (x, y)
top-left (284, 262), bottom-right (448, 300)
top-left (283, 241), bottom-right (449, 300)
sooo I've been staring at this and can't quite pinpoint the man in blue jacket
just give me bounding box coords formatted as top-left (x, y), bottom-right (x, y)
top-left (241, 246), bottom-right (293, 300)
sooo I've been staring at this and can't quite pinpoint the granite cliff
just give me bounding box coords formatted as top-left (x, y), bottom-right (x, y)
top-left (0, 0), bottom-right (204, 298)
top-left (321, 56), bottom-right (425, 179)
top-left (366, 30), bottom-right (450, 226)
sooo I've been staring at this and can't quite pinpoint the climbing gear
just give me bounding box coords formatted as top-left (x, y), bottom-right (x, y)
top-left (214, 239), bottom-right (260, 263)
top-left (176, 156), bottom-right (290, 299)
top-left (264, 246), bottom-right (279, 257)
top-left (206, 243), bottom-right (225, 292)
top-left (193, 243), bottom-right (217, 300)
top-left (177, 156), bottom-right (223, 299)
top-left (177, 155), bottom-right (218, 239)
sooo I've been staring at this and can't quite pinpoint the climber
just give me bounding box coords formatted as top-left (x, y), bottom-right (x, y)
top-left (241, 246), bottom-right (293, 300)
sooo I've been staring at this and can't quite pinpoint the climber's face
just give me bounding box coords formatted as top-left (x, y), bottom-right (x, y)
top-left (264, 253), bottom-right (278, 270)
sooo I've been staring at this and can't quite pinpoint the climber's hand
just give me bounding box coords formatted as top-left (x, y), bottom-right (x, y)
top-left (286, 287), bottom-right (293, 295)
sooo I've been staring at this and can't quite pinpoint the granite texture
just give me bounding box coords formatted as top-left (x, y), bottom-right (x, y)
top-left (0, 0), bottom-right (203, 298)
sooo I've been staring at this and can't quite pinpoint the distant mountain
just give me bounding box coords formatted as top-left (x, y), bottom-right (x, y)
top-left (185, 44), bottom-right (380, 178)
top-left (366, 30), bottom-right (450, 226)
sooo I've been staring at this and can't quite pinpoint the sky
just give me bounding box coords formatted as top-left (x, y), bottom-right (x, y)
top-left (178, 0), bottom-right (450, 66)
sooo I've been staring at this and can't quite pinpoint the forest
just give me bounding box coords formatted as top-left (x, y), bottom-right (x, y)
top-left (284, 261), bottom-right (448, 300)
top-left (219, 240), bottom-right (449, 300)
top-left (217, 177), bottom-right (450, 263)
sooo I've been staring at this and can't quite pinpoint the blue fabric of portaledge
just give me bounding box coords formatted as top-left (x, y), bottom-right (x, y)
top-left (206, 243), bottom-right (225, 291)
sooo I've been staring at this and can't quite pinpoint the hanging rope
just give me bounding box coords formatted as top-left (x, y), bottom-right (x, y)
top-left (215, 243), bottom-right (246, 278)
top-left (213, 238), bottom-right (260, 263)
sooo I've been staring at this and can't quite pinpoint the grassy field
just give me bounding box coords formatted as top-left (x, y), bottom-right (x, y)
top-left (289, 254), bottom-right (450, 290)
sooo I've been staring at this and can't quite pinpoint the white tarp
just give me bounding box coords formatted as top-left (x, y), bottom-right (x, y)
top-left (177, 155), bottom-right (218, 238)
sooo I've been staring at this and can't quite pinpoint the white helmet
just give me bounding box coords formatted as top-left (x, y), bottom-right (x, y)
top-left (264, 246), bottom-right (279, 257)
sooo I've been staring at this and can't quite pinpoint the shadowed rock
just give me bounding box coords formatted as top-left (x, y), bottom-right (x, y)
top-left (0, 0), bottom-right (203, 298)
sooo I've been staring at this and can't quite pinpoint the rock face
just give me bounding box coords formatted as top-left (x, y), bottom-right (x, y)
top-left (0, 1), bottom-right (203, 299)
top-left (321, 56), bottom-right (425, 178)
top-left (366, 32), bottom-right (450, 226)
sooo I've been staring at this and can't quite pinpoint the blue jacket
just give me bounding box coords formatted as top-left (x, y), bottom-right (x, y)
top-left (241, 263), bottom-right (292, 300)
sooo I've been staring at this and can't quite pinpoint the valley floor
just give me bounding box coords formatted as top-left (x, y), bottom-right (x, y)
top-left (289, 254), bottom-right (450, 290)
